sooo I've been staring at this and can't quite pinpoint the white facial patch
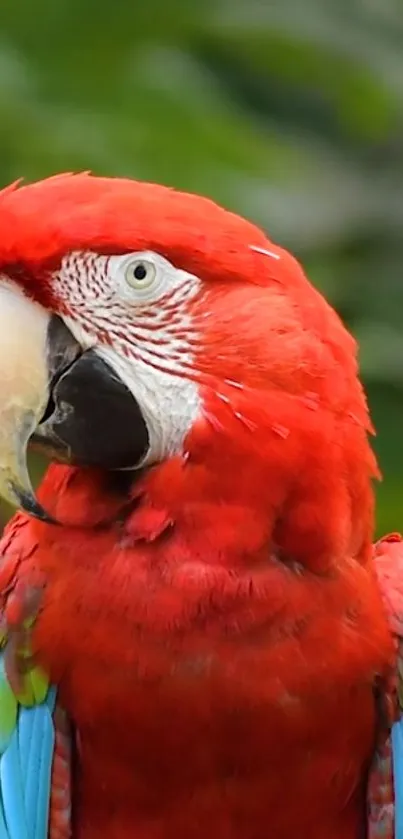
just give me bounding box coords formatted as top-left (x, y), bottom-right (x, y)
top-left (53, 250), bottom-right (203, 466)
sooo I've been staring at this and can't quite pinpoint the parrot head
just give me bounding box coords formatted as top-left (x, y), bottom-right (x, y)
top-left (0, 173), bottom-right (377, 568)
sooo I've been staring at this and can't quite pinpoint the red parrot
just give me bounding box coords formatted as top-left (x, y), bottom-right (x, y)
top-left (0, 173), bottom-right (400, 839)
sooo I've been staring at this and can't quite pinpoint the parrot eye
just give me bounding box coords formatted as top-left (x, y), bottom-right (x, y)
top-left (109, 249), bottom-right (195, 305)
top-left (124, 259), bottom-right (157, 292)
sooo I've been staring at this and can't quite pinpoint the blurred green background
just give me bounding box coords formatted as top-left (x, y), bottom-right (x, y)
top-left (0, 0), bottom-right (402, 535)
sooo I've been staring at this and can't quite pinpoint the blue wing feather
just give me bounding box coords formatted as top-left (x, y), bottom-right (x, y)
top-left (392, 718), bottom-right (403, 839)
top-left (1, 726), bottom-right (29, 839)
top-left (0, 800), bottom-right (9, 839)
top-left (0, 650), bottom-right (57, 839)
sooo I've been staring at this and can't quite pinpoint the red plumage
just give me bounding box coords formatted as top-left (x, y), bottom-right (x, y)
top-left (0, 174), bottom-right (396, 838)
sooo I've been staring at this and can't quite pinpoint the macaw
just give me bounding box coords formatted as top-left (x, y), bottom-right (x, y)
top-left (0, 173), bottom-right (399, 839)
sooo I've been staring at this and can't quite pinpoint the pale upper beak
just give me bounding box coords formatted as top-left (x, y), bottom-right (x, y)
top-left (0, 281), bottom-right (150, 523)
top-left (0, 282), bottom-right (54, 520)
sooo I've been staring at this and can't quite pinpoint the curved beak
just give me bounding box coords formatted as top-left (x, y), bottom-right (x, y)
top-left (0, 282), bottom-right (149, 522)
top-left (0, 284), bottom-right (80, 522)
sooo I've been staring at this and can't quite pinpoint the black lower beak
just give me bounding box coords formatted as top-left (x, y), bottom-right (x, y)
top-left (32, 316), bottom-right (150, 472)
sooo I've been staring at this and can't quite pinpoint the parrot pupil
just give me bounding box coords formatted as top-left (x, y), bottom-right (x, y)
top-left (133, 263), bottom-right (147, 280)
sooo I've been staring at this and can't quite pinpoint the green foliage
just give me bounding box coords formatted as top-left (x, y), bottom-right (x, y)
top-left (0, 0), bottom-right (402, 535)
